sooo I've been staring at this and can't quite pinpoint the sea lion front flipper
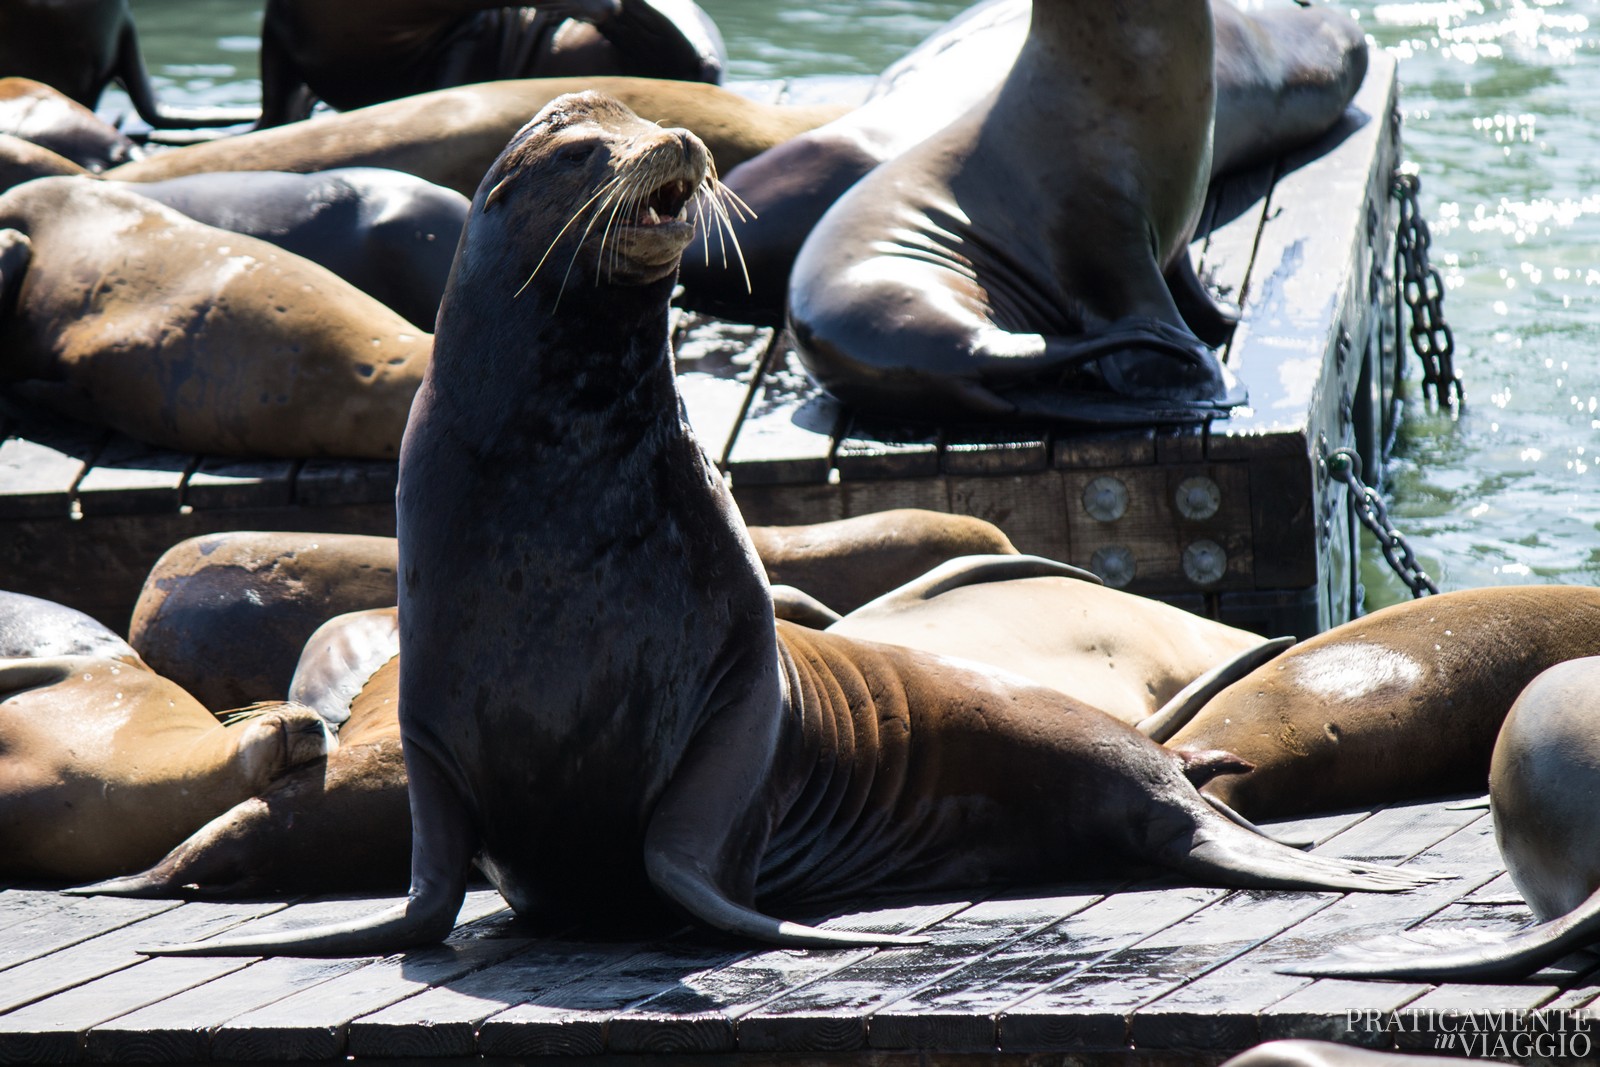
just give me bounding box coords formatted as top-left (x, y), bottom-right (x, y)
top-left (139, 744), bottom-right (475, 957)
top-left (112, 21), bottom-right (258, 130)
top-left (1278, 884), bottom-right (1600, 981)
top-left (1137, 635), bottom-right (1295, 741)
top-left (770, 585), bottom-right (842, 629)
top-left (643, 682), bottom-right (929, 949)
top-left (1170, 813), bottom-right (1445, 896)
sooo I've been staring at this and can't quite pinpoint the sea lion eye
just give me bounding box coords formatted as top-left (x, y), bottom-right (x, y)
top-left (555, 143), bottom-right (596, 166)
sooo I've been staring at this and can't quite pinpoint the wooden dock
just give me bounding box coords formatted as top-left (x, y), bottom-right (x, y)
top-left (0, 795), bottom-right (1592, 1064)
top-left (0, 56), bottom-right (1400, 640)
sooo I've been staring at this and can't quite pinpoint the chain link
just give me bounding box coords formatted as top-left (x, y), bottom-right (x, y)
top-left (1393, 172), bottom-right (1462, 410)
top-left (1327, 447), bottom-right (1438, 598)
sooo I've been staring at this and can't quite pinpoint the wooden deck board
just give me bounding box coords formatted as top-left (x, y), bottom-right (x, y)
top-left (0, 797), bottom-right (1587, 1063)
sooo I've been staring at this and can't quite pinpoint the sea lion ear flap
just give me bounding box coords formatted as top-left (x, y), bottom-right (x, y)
top-left (482, 176), bottom-right (511, 214)
top-left (1175, 747), bottom-right (1255, 789)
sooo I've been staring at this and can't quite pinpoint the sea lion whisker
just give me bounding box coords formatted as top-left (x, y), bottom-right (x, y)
top-left (594, 173), bottom-right (643, 284)
top-left (515, 172), bottom-right (630, 299)
top-left (700, 182), bottom-right (751, 292)
top-left (553, 176), bottom-right (631, 304)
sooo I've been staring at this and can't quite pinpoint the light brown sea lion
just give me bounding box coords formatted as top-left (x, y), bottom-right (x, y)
top-left (130, 532), bottom-right (402, 713)
top-left (0, 593), bottom-right (331, 883)
top-left (102, 78), bottom-right (848, 198)
top-left (1165, 586), bottom-right (1600, 821)
top-left (829, 555), bottom-right (1273, 726)
top-left (0, 77), bottom-right (140, 171)
top-left (143, 92), bottom-right (1428, 959)
top-left (1285, 655), bottom-right (1600, 983)
top-left (257, 0), bottom-right (725, 127)
top-left (0, 1), bottom-right (253, 129)
top-left (679, 0), bottom-right (1368, 326)
top-left (0, 132), bottom-right (86, 194)
top-left (78, 635), bottom-right (410, 899)
top-left (0, 177), bottom-right (430, 459)
top-left (746, 509), bottom-right (1020, 616)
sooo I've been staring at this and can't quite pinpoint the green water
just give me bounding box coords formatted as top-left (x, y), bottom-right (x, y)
top-left (117, 0), bottom-right (1600, 613)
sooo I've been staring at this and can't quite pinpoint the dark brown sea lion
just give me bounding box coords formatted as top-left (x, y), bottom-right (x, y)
top-left (0, 177), bottom-right (430, 458)
top-left (103, 78), bottom-right (847, 198)
top-left (110, 167), bottom-right (469, 329)
top-left (0, 592), bottom-right (331, 883)
top-left (130, 532), bottom-right (402, 713)
top-left (1285, 655), bottom-right (1600, 983)
top-left (679, 0), bottom-right (1368, 326)
top-left (146, 92), bottom-right (1428, 958)
top-left (0, 77), bottom-right (140, 171)
top-left (0, 1), bottom-right (254, 128)
top-left (0, 132), bottom-right (86, 194)
top-left (78, 638), bottom-right (410, 899)
top-left (785, 0), bottom-right (1246, 424)
top-left (1165, 586), bottom-right (1600, 821)
top-left (258, 0), bottom-right (725, 127)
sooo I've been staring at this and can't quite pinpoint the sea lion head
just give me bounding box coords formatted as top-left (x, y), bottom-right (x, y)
top-left (477, 90), bottom-right (717, 292)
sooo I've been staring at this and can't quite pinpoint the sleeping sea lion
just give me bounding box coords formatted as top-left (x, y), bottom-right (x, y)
top-left (0, 177), bottom-right (430, 459)
top-left (141, 92), bottom-right (1429, 958)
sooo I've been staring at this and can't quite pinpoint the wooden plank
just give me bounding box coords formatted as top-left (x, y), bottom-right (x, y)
top-left (940, 428), bottom-right (1050, 477)
top-left (1053, 428), bottom-right (1157, 470)
top-left (183, 457), bottom-right (298, 510)
top-left (672, 314), bottom-right (771, 467)
top-left (0, 418), bottom-right (103, 520)
top-left (0, 956), bottom-right (249, 1064)
top-left (605, 898), bottom-right (975, 1054)
top-left (79, 891), bottom-right (504, 1062)
top-left (1130, 809), bottom-right (1502, 1052)
top-left (722, 340), bottom-right (844, 488)
top-left (73, 435), bottom-right (192, 517)
top-left (293, 459), bottom-right (398, 509)
top-left (731, 481), bottom-right (844, 528)
top-left (0, 892), bottom-right (183, 974)
top-left (865, 884), bottom-right (1219, 1053)
top-left (733, 892), bottom-right (1089, 1055)
top-left (839, 476), bottom-right (950, 518)
top-left (0, 900), bottom-right (293, 1018)
top-left (946, 470), bottom-right (1069, 562)
top-left (834, 416), bottom-right (942, 482)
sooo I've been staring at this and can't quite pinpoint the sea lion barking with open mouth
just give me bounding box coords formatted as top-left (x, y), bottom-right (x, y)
top-left (142, 92), bottom-right (1433, 958)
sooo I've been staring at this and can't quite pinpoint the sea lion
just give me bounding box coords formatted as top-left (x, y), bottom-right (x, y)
top-left (0, 1), bottom-right (254, 129)
top-left (110, 168), bottom-right (469, 329)
top-left (145, 92), bottom-right (1428, 958)
top-left (746, 509), bottom-right (1019, 615)
top-left (77, 634), bottom-right (411, 899)
top-left (1284, 656), bottom-right (1600, 983)
top-left (258, 0), bottom-right (726, 127)
top-left (0, 132), bottom-right (86, 194)
top-left (1221, 1041), bottom-right (1500, 1067)
top-left (0, 177), bottom-right (430, 459)
top-left (785, 0), bottom-right (1246, 424)
top-left (828, 555), bottom-right (1274, 726)
top-left (678, 0), bottom-right (1368, 325)
top-left (1164, 586), bottom-right (1600, 820)
top-left (102, 78), bottom-right (848, 198)
top-left (130, 532), bottom-right (402, 713)
top-left (0, 592), bottom-right (332, 883)
top-left (0, 77), bottom-right (141, 171)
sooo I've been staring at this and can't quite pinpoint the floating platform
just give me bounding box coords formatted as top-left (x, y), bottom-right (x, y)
top-left (2, 795), bottom-right (1592, 1065)
top-left (0, 55), bottom-right (1400, 640)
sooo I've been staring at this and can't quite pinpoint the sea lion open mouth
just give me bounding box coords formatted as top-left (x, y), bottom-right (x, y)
top-left (629, 178), bottom-right (695, 228)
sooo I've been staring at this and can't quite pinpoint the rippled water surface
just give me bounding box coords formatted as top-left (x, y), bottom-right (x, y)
top-left (118, 0), bottom-right (1600, 612)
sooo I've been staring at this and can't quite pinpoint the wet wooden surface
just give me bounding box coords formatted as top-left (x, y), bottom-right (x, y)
top-left (0, 59), bottom-right (1399, 641)
top-left (0, 796), bottom-right (1591, 1064)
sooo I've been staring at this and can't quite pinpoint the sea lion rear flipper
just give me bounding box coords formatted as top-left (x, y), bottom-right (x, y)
top-left (1165, 254), bottom-right (1238, 348)
top-left (1278, 884), bottom-right (1600, 981)
top-left (139, 745), bottom-right (475, 957)
top-left (1137, 635), bottom-right (1295, 740)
